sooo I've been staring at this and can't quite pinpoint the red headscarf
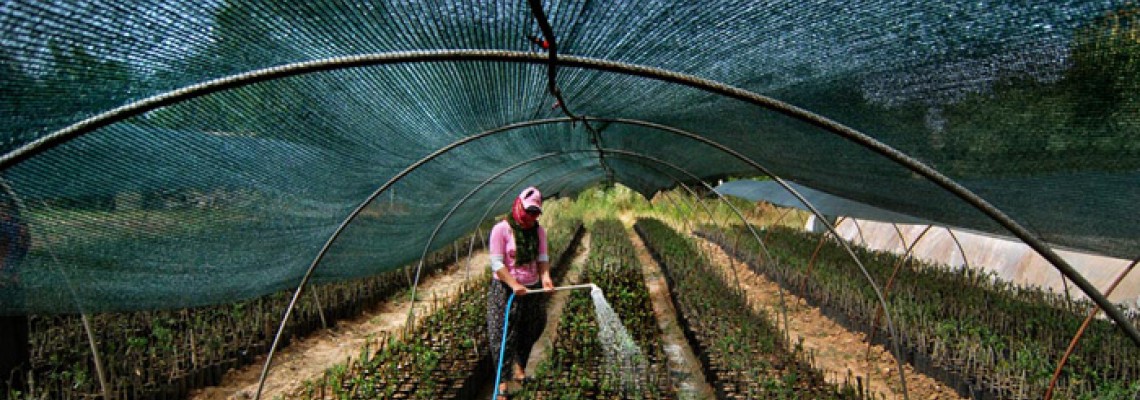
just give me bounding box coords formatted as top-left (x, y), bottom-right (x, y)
top-left (511, 197), bottom-right (538, 228)
top-left (510, 186), bottom-right (542, 228)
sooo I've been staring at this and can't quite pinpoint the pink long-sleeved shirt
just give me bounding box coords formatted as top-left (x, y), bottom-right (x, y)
top-left (488, 220), bottom-right (549, 286)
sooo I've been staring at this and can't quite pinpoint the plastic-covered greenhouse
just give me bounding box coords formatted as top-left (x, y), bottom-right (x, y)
top-left (1, 1), bottom-right (1138, 399)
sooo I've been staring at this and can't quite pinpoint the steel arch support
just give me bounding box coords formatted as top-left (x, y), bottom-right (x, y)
top-left (403, 152), bottom-right (563, 331)
top-left (12, 49), bottom-right (1133, 347)
top-left (254, 117), bottom-right (578, 400)
top-left (589, 120), bottom-right (912, 398)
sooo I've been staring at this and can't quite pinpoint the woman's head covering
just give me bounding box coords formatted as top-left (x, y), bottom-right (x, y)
top-left (511, 186), bottom-right (542, 228)
top-left (519, 187), bottom-right (542, 213)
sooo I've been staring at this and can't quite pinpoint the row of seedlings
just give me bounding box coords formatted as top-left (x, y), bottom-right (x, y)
top-left (513, 218), bottom-right (675, 399)
top-left (293, 218), bottom-right (584, 400)
top-left (20, 224), bottom-right (494, 400)
top-left (697, 223), bottom-right (1140, 399)
top-left (636, 218), bottom-right (866, 400)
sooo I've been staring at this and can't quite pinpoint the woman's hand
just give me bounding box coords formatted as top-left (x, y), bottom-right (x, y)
top-left (510, 283), bottom-right (529, 296)
top-left (541, 272), bottom-right (554, 291)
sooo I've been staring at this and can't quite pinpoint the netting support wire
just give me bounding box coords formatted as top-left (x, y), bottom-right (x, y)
top-left (253, 116), bottom-right (572, 400)
top-left (867, 224), bottom-right (933, 361)
top-left (657, 190), bottom-right (692, 233)
top-left (1044, 257), bottom-right (1139, 400)
top-left (1059, 265), bottom-right (1076, 314)
top-left (404, 152), bottom-right (562, 335)
top-left (658, 190), bottom-right (706, 254)
top-left (0, 179), bottom-right (110, 399)
top-left (657, 176), bottom-right (742, 296)
top-left (311, 290), bottom-right (328, 330)
top-left (11, 49), bottom-right (1134, 346)
top-left (658, 191), bottom-right (689, 231)
top-left (891, 223), bottom-right (907, 255)
top-left (587, 119), bottom-right (911, 400)
top-left (464, 228), bottom-right (478, 280)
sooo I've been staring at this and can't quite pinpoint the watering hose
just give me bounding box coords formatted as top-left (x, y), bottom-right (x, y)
top-left (492, 292), bottom-right (515, 400)
top-left (492, 284), bottom-right (599, 399)
top-left (525, 283), bottom-right (600, 295)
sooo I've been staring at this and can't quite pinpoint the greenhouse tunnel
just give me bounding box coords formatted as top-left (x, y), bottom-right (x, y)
top-left (2, 0), bottom-right (1139, 399)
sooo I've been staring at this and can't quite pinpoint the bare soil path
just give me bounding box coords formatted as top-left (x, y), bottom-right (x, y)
top-left (186, 216), bottom-right (966, 400)
top-left (189, 252), bottom-right (488, 400)
top-left (690, 234), bottom-right (965, 400)
top-left (524, 230), bottom-right (590, 374)
top-left (620, 216), bottom-right (717, 400)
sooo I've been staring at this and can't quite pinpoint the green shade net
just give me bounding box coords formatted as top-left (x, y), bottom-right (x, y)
top-left (1, 0), bottom-right (1137, 314)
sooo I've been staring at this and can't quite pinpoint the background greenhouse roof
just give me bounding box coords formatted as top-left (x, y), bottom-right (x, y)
top-left (1, 0), bottom-right (1137, 314)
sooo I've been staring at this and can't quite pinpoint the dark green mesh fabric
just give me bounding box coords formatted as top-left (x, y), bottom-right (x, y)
top-left (1, 1), bottom-right (1136, 314)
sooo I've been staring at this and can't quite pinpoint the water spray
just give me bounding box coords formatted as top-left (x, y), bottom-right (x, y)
top-left (492, 283), bottom-right (598, 400)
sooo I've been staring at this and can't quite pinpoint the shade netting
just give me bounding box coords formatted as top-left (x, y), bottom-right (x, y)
top-left (1, 0), bottom-right (1137, 314)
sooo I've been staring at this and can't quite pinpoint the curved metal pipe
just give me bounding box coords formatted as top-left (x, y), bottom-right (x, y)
top-left (945, 227), bottom-right (970, 270)
top-left (253, 117), bottom-right (574, 400)
top-left (463, 168), bottom-right (597, 279)
top-left (588, 120), bottom-right (912, 398)
top-left (248, 113), bottom-right (906, 399)
top-left (1044, 257), bottom-right (1139, 400)
top-left (867, 224), bottom-right (934, 360)
top-left (11, 49), bottom-right (1131, 346)
top-left (403, 152), bottom-right (577, 332)
top-left (891, 223), bottom-right (907, 252)
top-left (845, 216), bottom-right (869, 246)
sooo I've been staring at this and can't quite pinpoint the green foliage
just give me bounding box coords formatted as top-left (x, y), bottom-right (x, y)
top-left (515, 218), bottom-right (673, 399)
top-left (636, 218), bottom-right (862, 399)
top-left (554, 184), bottom-right (652, 223)
top-left (703, 223), bottom-right (1140, 399)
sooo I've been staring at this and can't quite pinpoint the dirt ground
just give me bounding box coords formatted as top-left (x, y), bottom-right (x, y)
top-left (188, 220), bottom-right (963, 400)
top-left (188, 253), bottom-right (488, 400)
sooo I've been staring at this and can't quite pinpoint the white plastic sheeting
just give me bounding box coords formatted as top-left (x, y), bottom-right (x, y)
top-left (828, 218), bottom-right (1140, 308)
top-left (714, 180), bottom-right (1139, 308)
top-left (715, 180), bottom-right (929, 224)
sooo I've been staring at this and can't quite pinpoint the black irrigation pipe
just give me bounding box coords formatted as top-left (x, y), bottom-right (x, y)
top-left (9, 49), bottom-right (1135, 350)
top-left (526, 0), bottom-right (615, 185)
top-left (526, 0), bottom-right (572, 118)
